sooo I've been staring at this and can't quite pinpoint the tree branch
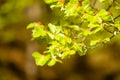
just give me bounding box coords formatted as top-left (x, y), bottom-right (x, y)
top-left (93, 0), bottom-right (97, 7)
top-left (114, 14), bottom-right (120, 20)
top-left (90, 0), bottom-right (97, 9)
top-left (106, 0), bottom-right (115, 11)
top-left (104, 27), bottom-right (113, 33)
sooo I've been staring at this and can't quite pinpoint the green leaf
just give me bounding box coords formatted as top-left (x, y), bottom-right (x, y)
top-left (65, 0), bottom-right (79, 16)
top-left (69, 50), bottom-right (76, 55)
top-left (73, 43), bottom-right (83, 53)
top-left (83, 13), bottom-right (92, 22)
top-left (48, 23), bottom-right (61, 34)
top-left (54, 33), bottom-right (65, 40)
top-left (32, 52), bottom-right (50, 66)
top-left (47, 59), bottom-right (56, 66)
top-left (82, 0), bottom-right (91, 11)
top-left (82, 29), bottom-right (92, 36)
top-left (82, 0), bottom-right (90, 7)
top-left (90, 40), bottom-right (100, 46)
top-left (62, 51), bottom-right (69, 59)
top-left (32, 52), bottom-right (42, 65)
top-left (92, 26), bottom-right (103, 33)
top-left (99, 0), bottom-right (105, 2)
top-left (32, 51), bottom-right (42, 59)
top-left (50, 41), bottom-right (60, 46)
top-left (103, 37), bottom-right (110, 43)
top-left (32, 25), bottom-right (46, 38)
top-left (98, 9), bottom-right (113, 21)
top-left (27, 23), bottom-right (35, 29)
top-left (88, 23), bottom-right (99, 28)
top-left (98, 9), bottom-right (107, 16)
top-left (69, 25), bottom-right (80, 31)
top-left (48, 23), bottom-right (56, 33)
top-left (47, 32), bottom-right (54, 39)
top-left (54, 33), bottom-right (70, 45)
top-left (50, 2), bottom-right (63, 9)
top-left (78, 48), bottom-right (87, 56)
top-left (44, 0), bottom-right (58, 4)
top-left (66, 37), bottom-right (72, 44)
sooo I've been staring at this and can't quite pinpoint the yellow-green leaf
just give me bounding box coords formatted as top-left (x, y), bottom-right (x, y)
top-left (32, 52), bottom-right (50, 66)
top-left (27, 23), bottom-right (35, 29)
top-left (47, 59), bottom-right (56, 66)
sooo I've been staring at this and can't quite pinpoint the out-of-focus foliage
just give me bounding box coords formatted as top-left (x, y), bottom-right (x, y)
top-left (0, 0), bottom-right (120, 80)
top-left (0, 0), bottom-right (35, 43)
top-left (27, 0), bottom-right (120, 66)
top-left (0, 0), bottom-right (34, 29)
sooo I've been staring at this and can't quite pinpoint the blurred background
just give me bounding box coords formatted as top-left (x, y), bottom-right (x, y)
top-left (0, 0), bottom-right (120, 80)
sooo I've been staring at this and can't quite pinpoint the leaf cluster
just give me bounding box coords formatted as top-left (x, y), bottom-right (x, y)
top-left (27, 0), bottom-right (120, 66)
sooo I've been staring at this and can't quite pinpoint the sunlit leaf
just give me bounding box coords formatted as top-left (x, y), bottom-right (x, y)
top-left (90, 40), bottom-right (100, 46)
top-left (73, 43), bottom-right (83, 53)
top-left (32, 52), bottom-right (50, 66)
top-left (27, 23), bottom-right (35, 29)
top-left (62, 51), bottom-right (69, 59)
top-left (32, 25), bottom-right (46, 38)
top-left (27, 0), bottom-right (120, 66)
top-left (44, 0), bottom-right (58, 4)
top-left (69, 25), bottom-right (80, 31)
top-left (48, 23), bottom-right (56, 33)
top-left (99, 0), bottom-right (105, 2)
top-left (92, 26), bottom-right (103, 34)
top-left (47, 59), bottom-right (56, 66)
top-left (47, 32), bottom-right (54, 39)
top-left (69, 50), bottom-right (76, 55)
top-left (103, 37), bottom-right (110, 43)
top-left (65, 0), bottom-right (79, 16)
top-left (88, 23), bottom-right (99, 28)
top-left (98, 9), bottom-right (113, 21)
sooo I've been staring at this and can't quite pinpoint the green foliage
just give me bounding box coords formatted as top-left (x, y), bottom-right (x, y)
top-left (99, 0), bottom-right (105, 2)
top-left (0, 0), bottom-right (35, 42)
top-left (0, 0), bottom-right (33, 29)
top-left (27, 0), bottom-right (120, 66)
top-left (32, 52), bottom-right (51, 66)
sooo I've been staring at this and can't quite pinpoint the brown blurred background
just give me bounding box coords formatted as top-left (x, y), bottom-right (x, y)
top-left (0, 0), bottom-right (120, 80)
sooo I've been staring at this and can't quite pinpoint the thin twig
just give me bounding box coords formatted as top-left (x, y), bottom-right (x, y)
top-left (110, 34), bottom-right (115, 39)
top-left (90, 0), bottom-right (97, 9)
top-left (106, 0), bottom-right (115, 11)
top-left (114, 14), bottom-right (120, 20)
top-left (103, 26), bottom-right (113, 34)
top-left (93, 0), bottom-right (97, 7)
